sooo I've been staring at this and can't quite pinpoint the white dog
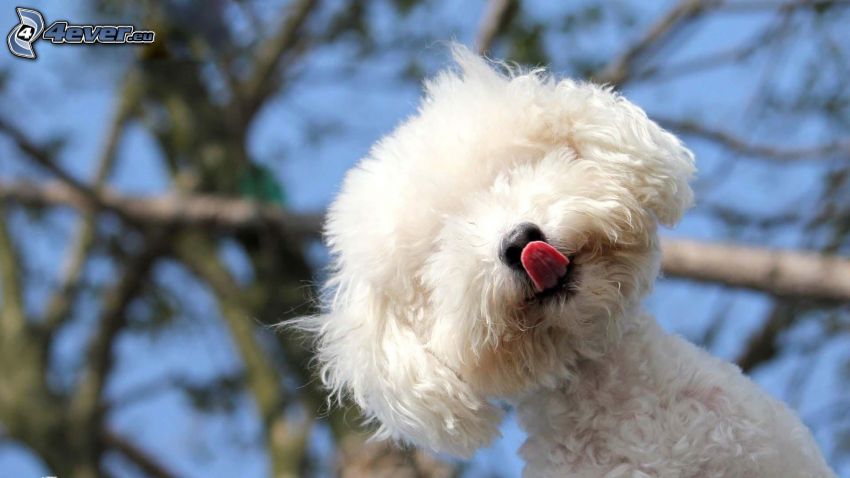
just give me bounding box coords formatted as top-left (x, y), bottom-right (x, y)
top-left (299, 46), bottom-right (835, 477)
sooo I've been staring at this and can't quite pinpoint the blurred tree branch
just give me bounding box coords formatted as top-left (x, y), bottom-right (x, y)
top-left (3, 179), bottom-right (848, 302)
top-left (593, 0), bottom-right (712, 87)
top-left (0, 117), bottom-right (108, 211)
top-left (592, 0), bottom-right (850, 87)
top-left (735, 301), bottom-right (796, 373)
top-left (714, 0), bottom-right (850, 13)
top-left (0, 180), bottom-right (322, 240)
top-left (102, 429), bottom-right (179, 478)
top-left (41, 71), bottom-right (142, 339)
top-left (476, 0), bottom-right (519, 54)
top-left (661, 238), bottom-right (850, 302)
top-left (655, 116), bottom-right (850, 161)
top-left (0, 203), bottom-right (25, 338)
top-left (239, 0), bottom-right (318, 117)
top-left (0, 211), bottom-right (171, 477)
top-left (69, 233), bottom-right (171, 477)
top-left (0, 203), bottom-right (63, 472)
top-left (175, 234), bottom-right (312, 478)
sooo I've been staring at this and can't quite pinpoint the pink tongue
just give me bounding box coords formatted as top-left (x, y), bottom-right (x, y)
top-left (520, 241), bottom-right (569, 292)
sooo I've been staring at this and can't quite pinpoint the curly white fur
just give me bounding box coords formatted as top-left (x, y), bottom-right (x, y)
top-left (297, 46), bottom-right (835, 477)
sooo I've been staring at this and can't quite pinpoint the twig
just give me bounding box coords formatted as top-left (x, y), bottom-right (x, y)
top-left (633, 41), bottom-right (761, 83)
top-left (476, 0), bottom-right (518, 55)
top-left (593, 0), bottom-right (715, 87)
top-left (102, 429), bottom-right (180, 478)
top-left (175, 235), bottom-right (312, 478)
top-left (42, 71), bottom-right (140, 332)
top-left (69, 233), bottom-right (171, 467)
top-left (240, 0), bottom-right (317, 115)
top-left (0, 117), bottom-right (134, 224)
top-left (735, 301), bottom-right (795, 373)
top-left (75, 234), bottom-right (171, 404)
top-left (0, 117), bottom-right (102, 205)
top-left (101, 376), bottom-right (181, 414)
top-left (654, 115), bottom-right (850, 161)
top-left (714, 0), bottom-right (850, 13)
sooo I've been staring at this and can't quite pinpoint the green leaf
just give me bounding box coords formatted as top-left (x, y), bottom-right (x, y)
top-left (238, 164), bottom-right (286, 205)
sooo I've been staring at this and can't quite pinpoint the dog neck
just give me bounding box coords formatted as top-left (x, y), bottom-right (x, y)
top-left (510, 314), bottom-right (673, 472)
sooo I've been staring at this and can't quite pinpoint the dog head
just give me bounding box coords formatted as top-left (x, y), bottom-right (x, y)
top-left (302, 46), bottom-right (695, 456)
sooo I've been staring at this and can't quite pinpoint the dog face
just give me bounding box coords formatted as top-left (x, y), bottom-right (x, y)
top-left (303, 47), bottom-right (695, 456)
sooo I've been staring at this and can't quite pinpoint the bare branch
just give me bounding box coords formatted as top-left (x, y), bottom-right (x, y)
top-left (42, 72), bottom-right (140, 332)
top-left (177, 237), bottom-right (283, 410)
top-left (714, 0), bottom-right (850, 13)
top-left (69, 233), bottom-right (170, 468)
top-left (241, 0), bottom-right (317, 113)
top-left (175, 235), bottom-right (312, 477)
top-left (735, 302), bottom-right (794, 373)
top-left (0, 117), bottom-right (102, 204)
top-left (0, 204), bottom-right (25, 338)
top-left (633, 41), bottom-right (761, 83)
top-left (593, 0), bottom-right (714, 87)
top-left (661, 238), bottom-right (850, 302)
top-left (101, 377), bottom-right (179, 414)
top-left (0, 204), bottom-right (62, 475)
top-left (0, 117), bottom-right (136, 230)
top-left (654, 116), bottom-right (850, 161)
top-left (4, 180), bottom-right (849, 302)
top-left (0, 180), bottom-right (323, 241)
top-left (476, 0), bottom-right (518, 55)
top-left (102, 429), bottom-right (179, 478)
top-left (74, 235), bottom-right (170, 404)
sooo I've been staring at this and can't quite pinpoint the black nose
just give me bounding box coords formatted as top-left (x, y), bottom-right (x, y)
top-left (500, 222), bottom-right (545, 270)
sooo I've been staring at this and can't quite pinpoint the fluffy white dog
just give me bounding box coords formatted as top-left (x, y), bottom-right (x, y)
top-left (300, 47), bottom-right (835, 477)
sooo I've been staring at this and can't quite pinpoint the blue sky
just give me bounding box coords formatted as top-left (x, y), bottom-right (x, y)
top-left (1, 0), bottom-right (848, 476)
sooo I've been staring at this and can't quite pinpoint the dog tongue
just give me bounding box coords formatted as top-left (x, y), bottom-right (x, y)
top-left (520, 241), bottom-right (569, 292)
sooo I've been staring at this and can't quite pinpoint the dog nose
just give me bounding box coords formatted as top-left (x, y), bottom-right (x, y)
top-left (500, 222), bottom-right (545, 270)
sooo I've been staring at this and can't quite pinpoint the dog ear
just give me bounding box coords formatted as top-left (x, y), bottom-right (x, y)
top-left (298, 279), bottom-right (502, 457)
top-left (556, 81), bottom-right (696, 226)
